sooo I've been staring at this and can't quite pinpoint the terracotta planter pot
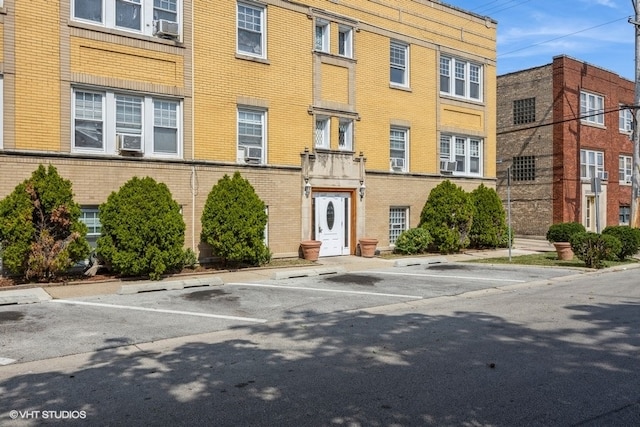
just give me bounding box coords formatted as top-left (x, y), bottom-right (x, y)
top-left (300, 240), bottom-right (322, 261)
top-left (553, 242), bottom-right (574, 261)
top-left (358, 238), bottom-right (378, 258)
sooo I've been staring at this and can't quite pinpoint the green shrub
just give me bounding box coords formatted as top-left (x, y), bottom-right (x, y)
top-left (201, 172), bottom-right (271, 266)
top-left (0, 165), bottom-right (90, 280)
top-left (183, 248), bottom-right (198, 269)
top-left (546, 222), bottom-right (586, 243)
top-left (97, 177), bottom-right (185, 280)
top-left (393, 228), bottom-right (433, 255)
top-left (602, 225), bottom-right (640, 260)
top-left (419, 180), bottom-right (473, 254)
top-left (569, 232), bottom-right (621, 269)
top-left (469, 184), bottom-right (509, 249)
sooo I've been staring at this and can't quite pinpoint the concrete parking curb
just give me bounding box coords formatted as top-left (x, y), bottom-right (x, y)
top-left (271, 266), bottom-right (346, 280)
top-left (117, 277), bottom-right (224, 295)
top-left (0, 288), bottom-right (52, 305)
top-left (393, 256), bottom-right (448, 267)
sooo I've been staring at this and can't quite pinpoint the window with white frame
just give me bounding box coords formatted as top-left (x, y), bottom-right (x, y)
top-left (338, 119), bottom-right (353, 151)
top-left (0, 76), bottom-right (3, 150)
top-left (440, 134), bottom-right (482, 176)
top-left (389, 207), bottom-right (408, 245)
top-left (390, 128), bottom-right (407, 172)
top-left (315, 20), bottom-right (329, 52)
top-left (580, 91), bottom-right (604, 125)
top-left (73, 88), bottom-right (181, 157)
top-left (338, 26), bottom-right (353, 58)
top-left (440, 56), bottom-right (482, 101)
top-left (80, 207), bottom-right (102, 249)
top-left (580, 149), bottom-right (604, 179)
top-left (315, 117), bottom-right (330, 149)
top-left (619, 106), bottom-right (633, 133)
top-left (619, 155), bottom-right (632, 184)
top-left (390, 41), bottom-right (408, 86)
top-left (237, 108), bottom-right (266, 164)
top-left (72, 0), bottom-right (180, 39)
top-left (620, 205), bottom-right (631, 225)
top-left (237, 2), bottom-right (265, 58)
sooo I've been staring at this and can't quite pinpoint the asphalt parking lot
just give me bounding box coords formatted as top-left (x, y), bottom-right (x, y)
top-left (0, 262), bottom-right (579, 365)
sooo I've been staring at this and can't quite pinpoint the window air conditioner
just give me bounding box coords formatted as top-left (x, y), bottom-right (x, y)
top-left (154, 19), bottom-right (180, 38)
top-left (625, 174), bottom-right (632, 184)
top-left (597, 171), bottom-right (609, 180)
top-left (244, 147), bottom-right (262, 164)
top-left (390, 158), bottom-right (405, 171)
top-left (440, 160), bottom-right (456, 173)
top-left (117, 133), bottom-right (143, 153)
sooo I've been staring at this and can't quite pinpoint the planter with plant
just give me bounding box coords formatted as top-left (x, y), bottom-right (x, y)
top-left (545, 222), bottom-right (586, 260)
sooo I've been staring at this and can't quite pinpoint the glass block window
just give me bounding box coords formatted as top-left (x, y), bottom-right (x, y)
top-left (513, 98), bottom-right (536, 125)
top-left (389, 207), bottom-right (408, 245)
top-left (80, 207), bottom-right (102, 248)
top-left (512, 156), bottom-right (536, 181)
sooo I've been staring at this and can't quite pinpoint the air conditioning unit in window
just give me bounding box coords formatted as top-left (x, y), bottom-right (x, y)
top-left (597, 171), bottom-right (609, 180)
top-left (390, 158), bottom-right (405, 171)
top-left (440, 160), bottom-right (456, 174)
top-left (153, 19), bottom-right (179, 39)
top-left (625, 174), bottom-right (632, 184)
top-left (244, 147), bottom-right (263, 164)
top-left (117, 133), bottom-right (143, 153)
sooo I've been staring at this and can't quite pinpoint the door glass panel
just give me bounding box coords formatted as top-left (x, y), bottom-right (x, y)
top-left (327, 201), bottom-right (335, 231)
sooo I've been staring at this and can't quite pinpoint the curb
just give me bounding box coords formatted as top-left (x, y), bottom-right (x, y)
top-left (117, 277), bottom-right (224, 295)
top-left (393, 257), bottom-right (448, 267)
top-left (0, 288), bottom-right (52, 305)
top-left (271, 266), bottom-right (346, 280)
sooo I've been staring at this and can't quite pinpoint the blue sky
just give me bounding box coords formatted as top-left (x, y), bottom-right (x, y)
top-left (444, 0), bottom-right (636, 80)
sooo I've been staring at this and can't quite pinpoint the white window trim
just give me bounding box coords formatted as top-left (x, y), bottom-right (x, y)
top-left (71, 0), bottom-right (182, 40)
top-left (237, 1), bottom-right (267, 59)
top-left (237, 107), bottom-right (267, 165)
top-left (315, 19), bottom-right (330, 53)
top-left (580, 149), bottom-right (604, 179)
top-left (619, 155), bottom-right (633, 184)
top-left (338, 119), bottom-right (353, 151)
top-left (390, 41), bottom-right (409, 87)
top-left (580, 91), bottom-right (605, 126)
top-left (390, 127), bottom-right (408, 172)
top-left (619, 106), bottom-right (633, 133)
top-left (338, 25), bottom-right (353, 58)
top-left (440, 134), bottom-right (483, 177)
top-left (315, 117), bottom-right (330, 149)
top-left (389, 207), bottom-right (409, 246)
top-left (440, 56), bottom-right (483, 102)
top-left (72, 88), bottom-right (183, 159)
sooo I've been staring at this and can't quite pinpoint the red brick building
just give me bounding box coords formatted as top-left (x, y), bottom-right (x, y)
top-left (497, 55), bottom-right (635, 236)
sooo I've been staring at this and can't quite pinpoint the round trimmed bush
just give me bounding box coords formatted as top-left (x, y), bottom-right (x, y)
top-left (393, 228), bottom-right (432, 255)
top-left (569, 232), bottom-right (621, 269)
top-left (97, 177), bottom-right (186, 280)
top-left (546, 222), bottom-right (586, 243)
top-left (602, 225), bottom-right (640, 260)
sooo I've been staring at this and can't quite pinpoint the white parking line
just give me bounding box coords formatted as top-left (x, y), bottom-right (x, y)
top-left (372, 271), bottom-right (526, 283)
top-left (49, 300), bottom-right (267, 323)
top-left (0, 357), bottom-right (16, 365)
top-left (226, 282), bottom-right (423, 299)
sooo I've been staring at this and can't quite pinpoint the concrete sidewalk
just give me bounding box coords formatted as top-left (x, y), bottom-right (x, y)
top-left (0, 237), bottom-right (555, 303)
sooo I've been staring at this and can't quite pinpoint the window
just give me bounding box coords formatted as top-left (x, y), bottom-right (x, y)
top-left (513, 98), bottom-right (536, 125)
top-left (238, 108), bottom-right (266, 164)
top-left (73, 88), bottom-right (182, 157)
top-left (619, 155), bottom-right (632, 184)
top-left (620, 206), bottom-right (631, 225)
top-left (440, 56), bottom-right (483, 101)
top-left (580, 149), bottom-right (604, 179)
top-left (315, 117), bottom-right (330, 149)
top-left (390, 41), bottom-right (408, 86)
top-left (315, 20), bottom-right (329, 52)
top-left (619, 106), bottom-right (633, 133)
top-left (389, 207), bottom-right (408, 245)
top-left (72, 0), bottom-right (181, 38)
top-left (80, 207), bottom-right (102, 249)
top-left (338, 119), bottom-right (353, 151)
top-left (338, 26), bottom-right (353, 58)
top-left (237, 2), bottom-right (265, 58)
top-left (390, 128), bottom-right (407, 172)
top-left (580, 91), bottom-right (604, 125)
top-left (440, 134), bottom-right (483, 176)
top-left (512, 156), bottom-right (536, 181)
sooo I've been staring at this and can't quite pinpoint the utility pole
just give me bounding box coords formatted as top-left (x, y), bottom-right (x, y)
top-left (631, 0), bottom-right (640, 228)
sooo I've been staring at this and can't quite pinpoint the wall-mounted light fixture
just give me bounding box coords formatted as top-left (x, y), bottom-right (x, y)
top-left (304, 177), bottom-right (312, 198)
top-left (359, 179), bottom-right (366, 200)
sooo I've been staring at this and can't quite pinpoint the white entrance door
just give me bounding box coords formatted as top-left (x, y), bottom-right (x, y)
top-left (315, 195), bottom-right (349, 257)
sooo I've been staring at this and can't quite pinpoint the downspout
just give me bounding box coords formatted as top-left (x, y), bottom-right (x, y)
top-left (190, 2), bottom-right (197, 251)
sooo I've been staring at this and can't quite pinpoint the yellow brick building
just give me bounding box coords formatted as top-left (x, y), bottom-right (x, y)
top-left (0, 0), bottom-right (496, 259)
